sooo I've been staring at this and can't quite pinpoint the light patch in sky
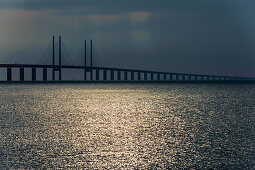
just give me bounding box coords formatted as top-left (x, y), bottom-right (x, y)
top-left (85, 14), bottom-right (122, 24)
top-left (128, 12), bottom-right (149, 22)
top-left (132, 30), bottom-right (151, 49)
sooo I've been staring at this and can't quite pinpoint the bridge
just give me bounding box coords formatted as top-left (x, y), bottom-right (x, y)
top-left (0, 36), bottom-right (254, 82)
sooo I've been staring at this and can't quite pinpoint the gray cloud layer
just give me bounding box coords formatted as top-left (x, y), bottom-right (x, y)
top-left (0, 0), bottom-right (255, 77)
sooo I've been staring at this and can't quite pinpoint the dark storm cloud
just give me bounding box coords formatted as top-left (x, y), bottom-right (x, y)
top-left (1, 0), bottom-right (254, 14)
top-left (0, 0), bottom-right (255, 77)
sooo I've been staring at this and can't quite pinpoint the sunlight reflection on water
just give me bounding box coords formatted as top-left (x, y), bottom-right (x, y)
top-left (0, 83), bottom-right (254, 169)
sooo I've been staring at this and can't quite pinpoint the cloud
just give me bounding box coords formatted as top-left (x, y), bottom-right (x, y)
top-left (128, 12), bottom-right (149, 22)
top-left (0, 0), bottom-right (255, 76)
top-left (85, 14), bottom-right (122, 24)
top-left (2, 0), bottom-right (254, 15)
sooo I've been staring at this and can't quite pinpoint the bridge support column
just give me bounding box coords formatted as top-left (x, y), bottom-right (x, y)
top-left (194, 76), bottom-right (198, 80)
top-left (157, 73), bottom-right (160, 81)
top-left (169, 74), bottom-right (173, 81)
top-left (43, 68), bottom-right (47, 81)
top-left (32, 67), bottom-right (36, 81)
top-left (138, 72), bottom-right (141, 81)
top-left (111, 70), bottom-right (114, 81)
top-left (176, 74), bottom-right (179, 81)
top-left (188, 75), bottom-right (191, 81)
top-left (52, 68), bottom-right (55, 81)
top-left (7, 67), bottom-right (12, 81)
top-left (96, 69), bottom-right (99, 81)
top-left (144, 72), bottom-right (147, 81)
top-left (20, 67), bottom-right (24, 81)
top-left (131, 71), bottom-right (134, 81)
top-left (103, 70), bottom-right (107, 81)
top-left (150, 73), bottom-right (153, 80)
top-left (163, 74), bottom-right (167, 81)
top-left (59, 36), bottom-right (62, 81)
top-left (84, 70), bottom-right (87, 81)
top-left (117, 71), bottom-right (121, 80)
top-left (90, 69), bottom-right (93, 80)
top-left (59, 68), bottom-right (62, 81)
top-left (180, 75), bottom-right (184, 80)
top-left (124, 71), bottom-right (128, 81)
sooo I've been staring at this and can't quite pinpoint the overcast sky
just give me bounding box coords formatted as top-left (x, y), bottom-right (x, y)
top-left (0, 0), bottom-right (255, 77)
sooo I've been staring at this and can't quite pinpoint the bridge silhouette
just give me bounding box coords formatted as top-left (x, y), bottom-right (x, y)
top-left (0, 36), bottom-right (254, 82)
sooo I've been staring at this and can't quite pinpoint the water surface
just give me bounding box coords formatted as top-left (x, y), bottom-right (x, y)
top-left (0, 83), bottom-right (254, 169)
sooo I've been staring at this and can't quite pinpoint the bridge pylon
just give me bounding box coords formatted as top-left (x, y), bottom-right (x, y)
top-left (52, 35), bottom-right (62, 81)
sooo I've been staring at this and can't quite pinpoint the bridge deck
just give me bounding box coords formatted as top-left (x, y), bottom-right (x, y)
top-left (0, 64), bottom-right (253, 81)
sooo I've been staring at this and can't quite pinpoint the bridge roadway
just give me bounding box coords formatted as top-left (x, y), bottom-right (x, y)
top-left (0, 64), bottom-right (253, 81)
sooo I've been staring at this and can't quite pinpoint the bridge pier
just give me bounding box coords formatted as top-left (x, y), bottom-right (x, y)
top-left (188, 75), bottom-right (191, 81)
top-left (96, 69), bottom-right (99, 81)
top-left (111, 70), bottom-right (114, 81)
top-left (163, 74), bottom-right (167, 81)
top-left (32, 67), bottom-right (36, 81)
top-left (157, 73), bottom-right (160, 81)
top-left (180, 75), bottom-right (183, 80)
top-left (176, 74), bottom-right (179, 81)
top-left (150, 73), bottom-right (153, 80)
top-left (124, 71), bottom-right (128, 81)
top-left (20, 67), bottom-right (24, 81)
top-left (144, 72), bottom-right (147, 81)
top-left (103, 70), bottom-right (107, 81)
top-left (7, 67), bottom-right (12, 81)
top-left (169, 74), bottom-right (173, 81)
top-left (59, 36), bottom-right (62, 81)
top-left (43, 68), bottom-right (47, 81)
top-left (117, 71), bottom-right (121, 81)
top-left (131, 71), bottom-right (134, 81)
top-left (138, 72), bottom-right (141, 81)
top-left (84, 69), bottom-right (87, 81)
top-left (90, 69), bottom-right (93, 80)
top-left (59, 68), bottom-right (62, 81)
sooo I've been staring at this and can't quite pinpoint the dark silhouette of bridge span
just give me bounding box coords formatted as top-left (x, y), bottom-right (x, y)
top-left (0, 36), bottom-right (254, 82)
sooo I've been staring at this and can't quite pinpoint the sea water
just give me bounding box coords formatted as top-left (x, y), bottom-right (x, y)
top-left (0, 83), bottom-right (254, 169)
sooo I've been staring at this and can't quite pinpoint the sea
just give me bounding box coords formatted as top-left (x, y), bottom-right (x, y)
top-left (0, 82), bottom-right (254, 169)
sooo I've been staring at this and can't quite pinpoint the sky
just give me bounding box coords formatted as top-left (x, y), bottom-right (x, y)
top-left (0, 0), bottom-right (255, 77)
